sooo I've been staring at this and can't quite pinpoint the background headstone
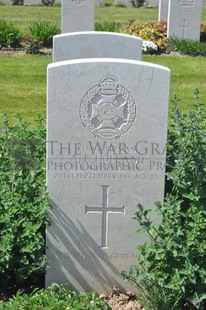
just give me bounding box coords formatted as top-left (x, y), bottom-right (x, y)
top-left (146, 0), bottom-right (159, 6)
top-left (46, 58), bottom-right (170, 293)
top-left (55, 0), bottom-right (104, 6)
top-left (2, 0), bottom-right (11, 4)
top-left (158, 0), bottom-right (169, 21)
top-left (167, 0), bottom-right (202, 40)
top-left (53, 32), bottom-right (142, 62)
top-left (24, 0), bottom-right (42, 4)
top-left (95, 0), bottom-right (105, 7)
top-left (61, 0), bottom-right (95, 33)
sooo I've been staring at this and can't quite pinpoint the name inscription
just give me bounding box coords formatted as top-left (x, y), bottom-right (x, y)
top-left (47, 140), bottom-right (166, 178)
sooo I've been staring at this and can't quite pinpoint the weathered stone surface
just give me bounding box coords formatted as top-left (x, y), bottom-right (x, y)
top-left (53, 32), bottom-right (142, 62)
top-left (46, 58), bottom-right (170, 293)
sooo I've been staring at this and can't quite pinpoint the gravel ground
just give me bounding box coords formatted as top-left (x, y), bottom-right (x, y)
top-left (102, 287), bottom-right (145, 310)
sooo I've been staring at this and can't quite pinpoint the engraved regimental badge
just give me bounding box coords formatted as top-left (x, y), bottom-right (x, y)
top-left (80, 76), bottom-right (136, 140)
top-left (72, 0), bottom-right (86, 5)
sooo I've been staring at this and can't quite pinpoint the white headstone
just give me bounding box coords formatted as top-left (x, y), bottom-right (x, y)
top-left (167, 0), bottom-right (202, 40)
top-left (24, 0), bottom-right (42, 4)
top-left (95, 0), bottom-right (104, 6)
top-left (46, 58), bottom-right (170, 293)
top-left (61, 0), bottom-right (94, 33)
top-left (146, 0), bottom-right (159, 6)
top-left (2, 0), bottom-right (11, 5)
top-left (158, 0), bottom-right (169, 21)
top-left (53, 32), bottom-right (142, 62)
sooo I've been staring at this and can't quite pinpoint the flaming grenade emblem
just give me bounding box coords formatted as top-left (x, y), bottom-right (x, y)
top-left (80, 76), bottom-right (136, 140)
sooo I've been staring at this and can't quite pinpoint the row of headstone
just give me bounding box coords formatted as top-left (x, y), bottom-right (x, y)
top-left (46, 0), bottom-right (170, 294)
top-left (115, 0), bottom-right (159, 7)
top-left (159, 0), bottom-right (202, 41)
top-left (55, 0), bottom-right (105, 5)
top-left (2, 0), bottom-right (104, 5)
top-left (116, 0), bottom-right (205, 7)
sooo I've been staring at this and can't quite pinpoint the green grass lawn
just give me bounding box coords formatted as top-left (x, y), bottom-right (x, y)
top-left (0, 55), bottom-right (51, 124)
top-left (1, 5), bottom-right (206, 31)
top-left (0, 6), bottom-right (206, 124)
top-left (0, 6), bottom-right (159, 31)
top-left (0, 54), bottom-right (205, 125)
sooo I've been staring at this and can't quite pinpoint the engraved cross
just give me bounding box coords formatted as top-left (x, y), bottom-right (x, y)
top-left (179, 19), bottom-right (190, 38)
top-left (85, 185), bottom-right (125, 249)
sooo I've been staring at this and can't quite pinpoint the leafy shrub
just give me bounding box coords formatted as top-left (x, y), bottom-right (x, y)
top-left (20, 37), bottom-right (42, 54)
top-left (123, 90), bottom-right (206, 310)
top-left (115, 2), bottom-right (127, 7)
top-left (0, 114), bottom-right (49, 289)
top-left (11, 0), bottom-right (23, 5)
top-left (123, 21), bottom-right (167, 52)
top-left (27, 21), bottom-right (60, 48)
top-left (105, 0), bottom-right (114, 6)
top-left (172, 38), bottom-right (206, 56)
top-left (95, 21), bottom-right (120, 32)
top-left (131, 0), bottom-right (145, 7)
top-left (0, 19), bottom-right (22, 48)
top-left (0, 283), bottom-right (111, 310)
top-left (42, 0), bottom-right (55, 6)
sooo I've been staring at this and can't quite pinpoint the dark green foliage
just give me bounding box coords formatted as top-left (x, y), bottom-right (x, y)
top-left (124, 90), bottom-right (206, 310)
top-left (27, 21), bottom-right (60, 48)
top-left (115, 2), bottom-right (126, 7)
top-left (0, 114), bottom-right (49, 289)
top-left (42, 0), bottom-right (55, 6)
top-left (122, 272), bottom-right (180, 310)
top-left (11, 0), bottom-right (23, 5)
top-left (95, 21), bottom-right (120, 32)
top-left (0, 19), bottom-right (22, 48)
top-left (21, 38), bottom-right (42, 54)
top-left (131, 0), bottom-right (145, 7)
top-left (0, 284), bottom-right (111, 310)
top-left (171, 38), bottom-right (206, 56)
